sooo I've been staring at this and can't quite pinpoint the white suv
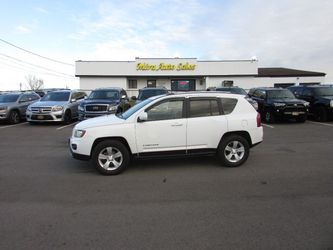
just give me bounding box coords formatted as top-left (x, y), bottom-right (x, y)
top-left (69, 92), bottom-right (263, 175)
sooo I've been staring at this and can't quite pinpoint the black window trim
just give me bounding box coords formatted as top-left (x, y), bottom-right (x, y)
top-left (186, 97), bottom-right (223, 118)
top-left (144, 97), bottom-right (186, 122)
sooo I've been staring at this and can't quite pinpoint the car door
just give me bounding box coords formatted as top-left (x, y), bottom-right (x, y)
top-left (17, 94), bottom-right (31, 116)
top-left (135, 98), bottom-right (186, 153)
top-left (186, 97), bottom-right (227, 150)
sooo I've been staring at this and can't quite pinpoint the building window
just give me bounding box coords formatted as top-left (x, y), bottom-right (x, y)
top-left (171, 79), bottom-right (195, 91)
top-left (128, 79), bottom-right (137, 89)
top-left (147, 80), bottom-right (156, 87)
top-left (222, 80), bottom-right (233, 87)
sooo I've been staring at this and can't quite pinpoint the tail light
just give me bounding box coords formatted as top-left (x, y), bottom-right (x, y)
top-left (256, 112), bottom-right (261, 127)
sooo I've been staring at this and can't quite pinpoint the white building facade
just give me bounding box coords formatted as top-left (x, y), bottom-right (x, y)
top-left (76, 58), bottom-right (326, 96)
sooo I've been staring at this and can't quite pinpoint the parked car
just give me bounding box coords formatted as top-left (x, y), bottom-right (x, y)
top-left (288, 85), bottom-right (333, 122)
top-left (209, 86), bottom-right (258, 110)
top-left (78, 88), bottom-right (131, 121)
top-left (0, 92), bottom-right (40, 124)
top-left (69, 92), bottom-right (263, 175)
top-left (248, 87), bottom-right (309, 123)
top-left (135, 87), bottom-right (169, 104)
top-left (34, 88), bottom-right (70, 97)
top-left (26, 90), bottom-right (86, 124)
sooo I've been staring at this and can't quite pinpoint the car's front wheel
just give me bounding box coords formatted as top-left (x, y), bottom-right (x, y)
top-left (63, 110), bottom-right (72, 124)
top-left (92, 140), bottom-right (130, 175)
top-left (218, 135), bottom-right (250, 168)
top-left (8, 110), bottom-right (20, 124)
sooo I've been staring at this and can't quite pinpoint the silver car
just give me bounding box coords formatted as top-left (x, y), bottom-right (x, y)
top-left (26, 90), bottom-right (86, 124)
top-left (0, 92), bottom-right (40, 124)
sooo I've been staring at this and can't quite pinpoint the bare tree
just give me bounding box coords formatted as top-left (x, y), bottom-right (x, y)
top-left (25, 75), bottom-right (44, 90)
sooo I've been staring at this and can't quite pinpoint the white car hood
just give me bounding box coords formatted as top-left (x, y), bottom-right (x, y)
top-left (75, 114), bottom-right (125, 130)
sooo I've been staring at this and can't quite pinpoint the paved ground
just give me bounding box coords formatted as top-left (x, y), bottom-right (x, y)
top-left (0, 121), bottom-right (333, 249)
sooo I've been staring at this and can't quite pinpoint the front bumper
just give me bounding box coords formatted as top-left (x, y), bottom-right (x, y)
top-left (0, 112), bottom-right (9, 120)
top-left (26, 110), bottom-right (64, 122)
top-left (78, 110), bottom-right (116, 120)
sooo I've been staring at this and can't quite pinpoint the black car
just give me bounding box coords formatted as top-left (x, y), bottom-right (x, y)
top-left (209, 86), bottom-right (258, 110)
top-left (248, 87), bottom-right (309, 123)
top-left (78, 88), bottom-right (130, 121)
top-left (288, 85), bottom-right (333, 121)
top-left (135, 87), bottom-right (169, 104)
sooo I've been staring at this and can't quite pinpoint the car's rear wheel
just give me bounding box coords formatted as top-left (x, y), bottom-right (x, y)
top-left (63, 110), bottom-right (72, 124)
top-left (218, 135), bottom-right (250, 168)
top-left (8, 110), bottom-right (20, 124)
top-left (92, 140), bottom-right (130, 175)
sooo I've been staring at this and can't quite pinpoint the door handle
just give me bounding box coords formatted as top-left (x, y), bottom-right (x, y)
top-left (171, 123), bottom-right (183, 127)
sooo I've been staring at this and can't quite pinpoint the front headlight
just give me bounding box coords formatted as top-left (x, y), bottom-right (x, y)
top-left (330, 100), bottom-right (333, 108)
top-left (273, 103), bottom-right (286, 107)
top-left (108, 105), bottom-right (118, 111)
top-left (74, 129), bottom-right (86, 138)
top-left (52, 106), bottom-right (64, 112)
top-left (78, 105), bottom-right (84, 111)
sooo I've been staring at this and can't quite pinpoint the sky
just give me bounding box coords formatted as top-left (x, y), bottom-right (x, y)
top-left (0, 0), bottom-right (333, 91)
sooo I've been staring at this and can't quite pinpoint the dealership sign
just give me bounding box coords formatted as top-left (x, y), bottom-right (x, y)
top-left (136, 62), bottom-right (196, 71)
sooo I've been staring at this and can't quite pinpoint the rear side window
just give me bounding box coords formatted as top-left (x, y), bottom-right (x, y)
top-left (221, 98), bottom-right (238, 114)
top-left (189, 99), bottom-right (220, 118)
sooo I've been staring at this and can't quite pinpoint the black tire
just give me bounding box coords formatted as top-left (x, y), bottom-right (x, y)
top-left (217, 135), bottom-right (250, 168)
top-left (314, 106), bottom-right (327, 122)
top-left (264, 110), bottom-right (275, 123)
top-left (63, 110), bottom-right (72, 124)
top-left (8, 110), bottom-right (20, 124)
top-left (296, 115), bottom-right (307, 123)
top-left (92, 140), bottom-right (130, 175)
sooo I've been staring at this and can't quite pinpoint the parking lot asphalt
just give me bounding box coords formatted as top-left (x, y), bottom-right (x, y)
top-left (0, 121), bottom-right (333, 250)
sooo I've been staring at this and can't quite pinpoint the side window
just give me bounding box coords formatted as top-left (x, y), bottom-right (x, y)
top-left (71, 92), bottom-right (79, 100)
top-left (121, 90), bottom-right (127, 98)
top-left (302, 88), bottom-right (312, 97)
top-left (29, 94), bottom-right (39, 101)
top-left (146, 99), bottom-right (184, 121)
top-left (221, 98), bottom-right (238, 115)
top-left (19, 94), bottom-right (30, 102)
top-left (189, 99), bottom-right (220, 118)
top-left (77, 92), bottom-right (86, 100)
top-left (253, 90), bottom-right (265, 99)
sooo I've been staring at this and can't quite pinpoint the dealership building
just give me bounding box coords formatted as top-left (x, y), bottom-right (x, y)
top-left (75, 58), bottom-right (326, 96)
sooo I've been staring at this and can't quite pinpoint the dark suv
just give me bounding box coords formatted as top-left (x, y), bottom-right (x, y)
top-left (248, 87), bottom-right (309, 123)
top-left (135, 87), bottom-right (169, 104)
top-left (288, 85), bottom-right (333, 121)
top-left (78, 88), bottom-right (130, 120)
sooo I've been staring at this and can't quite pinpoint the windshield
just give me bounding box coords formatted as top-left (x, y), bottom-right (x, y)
top-left (313, 87), bottom-right (333, 96)
top-left (216, 88), bottom-right (247, 95)
top-left (88, 90), bottom-right (120, 100)
top-left (41, 92), bottom-right (70, 102)
top-left (138, 89), bottom-right (167, 100)
top-left (0, 94), bottom-right (19, 103)
top-left (119, 98), bottom-right (156, 120)
top-left (267, 89), bottom-right (295, 99)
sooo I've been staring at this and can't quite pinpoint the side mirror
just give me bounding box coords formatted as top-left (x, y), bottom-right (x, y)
top-left (121, 95), bottom-right (126, 100)
top-left (137, 112), bottom-right (148, 122)
top-left (84, 96), bottom-right (88, 100)
top-left (131, 96), bottom-right (137, 101)
top-left (71, 98), bottom-right (76, 103)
